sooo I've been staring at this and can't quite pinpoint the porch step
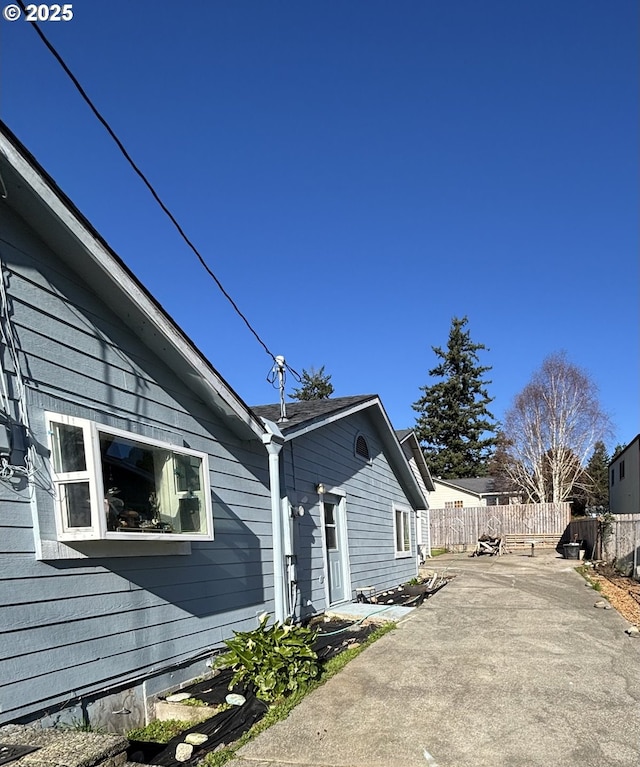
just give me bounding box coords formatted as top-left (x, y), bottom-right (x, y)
top-left (0, 724), bottom-right (129, 767)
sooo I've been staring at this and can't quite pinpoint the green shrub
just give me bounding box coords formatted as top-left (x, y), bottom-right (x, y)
top-left (214, 613), bottom-right (319, 703)
top-left (201, 621), bottom-right (395, 767)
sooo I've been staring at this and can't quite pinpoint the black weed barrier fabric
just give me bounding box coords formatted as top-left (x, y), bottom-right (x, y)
top-left (129, 690), bottom-right (268, 767)
top-left (127, 620), bottom-right (380, 765)
top-left (313, 619), bottom-right (378, 662)
top-left (357, 580), bottom-right (449, 607)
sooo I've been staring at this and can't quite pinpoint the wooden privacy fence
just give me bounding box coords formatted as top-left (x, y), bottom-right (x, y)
top-left (429, 503), bottom-right (571, 551)
top-left (601, 514), bottom-right (640, 576)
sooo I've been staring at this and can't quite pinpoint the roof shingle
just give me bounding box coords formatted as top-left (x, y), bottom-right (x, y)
top-left (252, 395), bottom-right (377, 432)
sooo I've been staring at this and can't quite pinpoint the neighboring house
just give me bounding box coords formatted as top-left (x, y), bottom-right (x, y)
top-left (252, 398), bottom-right (429, 616)
top-left (396, 429), bottom-right (434, 561)
top-left (428, 477), bottom-right (520, 509)
top-left (609, 435), bottom-right (640, 515)
top-left (0, 122), bottom-right (426, 730)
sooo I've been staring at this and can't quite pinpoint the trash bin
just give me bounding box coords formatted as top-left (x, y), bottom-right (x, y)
top-left (563, 542), bottom-right (581, 560)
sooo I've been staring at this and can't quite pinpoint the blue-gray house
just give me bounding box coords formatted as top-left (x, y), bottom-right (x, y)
top-left (253, 398), bottom-right (428, 619)
top-left (0, 122), bottom-right (427, 731)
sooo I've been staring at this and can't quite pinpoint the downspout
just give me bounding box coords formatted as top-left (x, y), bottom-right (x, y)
top-left (261, 420), bottom-right (286, 625)
top-left (423, 506), bottom-right (432, 559)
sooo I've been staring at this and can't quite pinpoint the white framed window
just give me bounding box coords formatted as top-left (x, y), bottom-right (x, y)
top-left (393, 503), bottom-right (411, 557)
top-left (46, 413), bottom-right (213, 542)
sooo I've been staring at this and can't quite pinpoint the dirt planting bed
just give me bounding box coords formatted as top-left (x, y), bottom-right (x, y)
top-left (586, 562), bottom-right (640, 628)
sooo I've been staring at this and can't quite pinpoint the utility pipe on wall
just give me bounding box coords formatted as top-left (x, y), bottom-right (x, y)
top-left (261, 421), bottom-right (286, 625)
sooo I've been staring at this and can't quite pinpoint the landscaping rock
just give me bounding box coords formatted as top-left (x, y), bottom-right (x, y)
top-left (226, 693), bottom-right (246, 706)
top-left (594, 600), bottom-right (610, 609)
top-left (185, 732), bottom-right (209, 746)
top-left (625, 626), bottom-right (640, 637)
top-left (175, 742), bottom-right (193, 762)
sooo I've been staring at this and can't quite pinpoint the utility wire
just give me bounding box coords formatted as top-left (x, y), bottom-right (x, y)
top-left (19, 3), bottom-right (298, 374)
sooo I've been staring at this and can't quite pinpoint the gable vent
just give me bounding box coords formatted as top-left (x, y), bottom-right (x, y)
top-left (355, 434), bottom-right (370, 460)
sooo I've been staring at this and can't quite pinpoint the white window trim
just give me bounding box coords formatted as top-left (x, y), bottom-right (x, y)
top-left (45, 412), bottom-right (214, 542)
top-left (393, 503), bottom-right (412, 558)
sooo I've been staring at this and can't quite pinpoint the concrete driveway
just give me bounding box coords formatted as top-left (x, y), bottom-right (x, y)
top-left (234, 551), bottom-right (640, 767)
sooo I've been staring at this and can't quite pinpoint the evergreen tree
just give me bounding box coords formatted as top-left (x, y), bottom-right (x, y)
top-left (413, 316), bottom-right (497, 478)
top-left (290, 365), bottom-right (334, 401)
top-left (583, 440), bottom-right (610, 509)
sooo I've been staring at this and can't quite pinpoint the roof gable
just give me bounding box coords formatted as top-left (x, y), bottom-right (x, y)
top-left (253, 396), bottom-right (429, 509)
top-left (252, 395), bottom-right (377, 435)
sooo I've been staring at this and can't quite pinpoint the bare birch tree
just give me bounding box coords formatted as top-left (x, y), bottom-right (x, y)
top-left (501, 354), bottom-right (611, 503)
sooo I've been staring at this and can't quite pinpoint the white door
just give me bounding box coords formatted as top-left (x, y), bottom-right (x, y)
top-left (323, 497), bottom-right (348, 604)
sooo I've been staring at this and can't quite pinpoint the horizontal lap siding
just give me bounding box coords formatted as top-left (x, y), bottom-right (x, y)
top-left (0, 211), bottom-right (273, 722)
top-left (285, 412), bottom-right (417, 614)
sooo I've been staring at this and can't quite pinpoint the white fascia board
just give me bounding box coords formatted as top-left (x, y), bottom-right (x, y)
top-left (278, 397), bottom-right (381, 441)
top-left (399, 431), bottom-right (435, 492)
top-left (0, 130), bottom-right (266, 441)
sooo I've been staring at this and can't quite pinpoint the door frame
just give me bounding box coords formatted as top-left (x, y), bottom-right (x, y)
top-left (320, 489), bottom-right (351, 606)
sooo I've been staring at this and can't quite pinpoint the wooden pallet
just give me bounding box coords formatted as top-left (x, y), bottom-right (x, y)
top-left (504, 533), bottom-right (560, 551)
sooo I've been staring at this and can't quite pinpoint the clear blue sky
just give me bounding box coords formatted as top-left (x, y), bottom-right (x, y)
top-left (1, 1), bottom-right (638, 449)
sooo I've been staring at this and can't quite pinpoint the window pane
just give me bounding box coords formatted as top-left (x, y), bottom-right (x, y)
top-left (52, 423), bottom-right (86, 473)
top-left (174, 453), bottom-right (202, 493)
top-left (396, 510), bottom-right (403, 551)
top-left (325, 525), bottom-right (337, 550)
top-left (61, 482), bottom-right (92, 528)
top-left (403, 513), bottom-right (410, 550)
top-left (324, 503), bottom-right (337, 549)
top-left (100, 433), bottom-right (206, 535)
top-left (324, 503), bottom-right (335, 525)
